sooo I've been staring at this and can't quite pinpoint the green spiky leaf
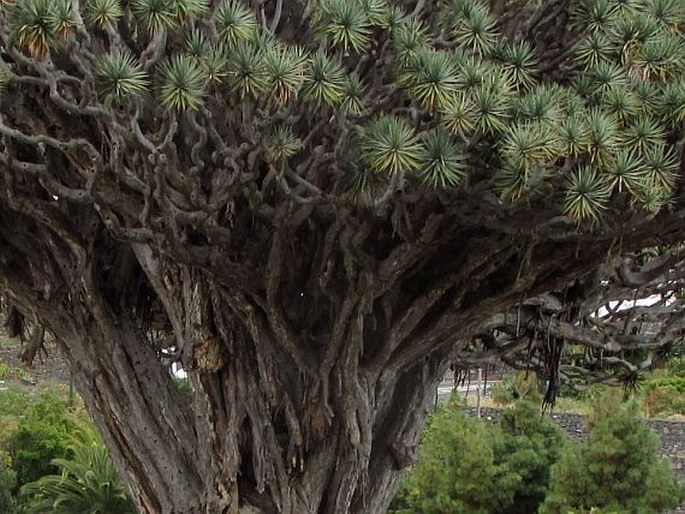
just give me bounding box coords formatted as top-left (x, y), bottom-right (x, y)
top-left (361, 116), bottom-right (424, 175)
top-left (301, 52), bottom-right (346, 107)
top-left (564, 165), bottom-right (612, 221)
top-left (12, 0), bottom-right (55, 58)
top-left (604, 149), bottom-right (646, 193)
top-left (500, 41), bottom-right (538, 90)
top-left (132, 0), bottom-right (178, 32)
top-left (340, 74), bottom-right (366, 115)
top-left (316, 0), bottom-right (372, 54)
top-left (401, 50), bottom-right (460, 111)
top-left (95, 50), bottom-right (149, 98)
top-left (265, 126), bottom-right (301, 163)
top-left (215, 0), bottom-right (257, 47)
top-left (171, 0), bottom-right (209, 21)
top-left (416, 129), bottom-right (465, 188)
top-left (264, 44), bottom-right (308, 105)
top-left (86, 0), bottom-right (124, 27)
top-left (158, 54), bottom-right (206, 110)
top-left (227, 41), bottom-right (268, 99)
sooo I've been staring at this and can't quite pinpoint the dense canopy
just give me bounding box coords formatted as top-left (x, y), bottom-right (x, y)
top-left (0, 0), bottom-right (684, 513)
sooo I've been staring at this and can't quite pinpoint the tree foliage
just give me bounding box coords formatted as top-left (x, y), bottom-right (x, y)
top-left (8, 395), bottom-right (80, 488)
top-left (0, 0), bottom-right (684, 511)
top-left (399, 397), bottom-right (569, 514)
top-left (20, 426), bottom-right (136, 514)
top-left (540, 391), bottom-right (685, 514)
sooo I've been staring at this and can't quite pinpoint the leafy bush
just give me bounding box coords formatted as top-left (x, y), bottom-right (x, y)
top-left (20, 426), bottom-right (135, 514)
top-left (173, 376), bottom-right (192, 401)
top-left (0, 388), bottom-right (31, 417)
top-left (394, 397), bottom-right (569, 514)
top-left (667, 356), bottom-right (685, 377)
top-left (8, 395), bottom-right (80, 487)
top-left (643, 385), bottom-right (685, 418)
top-left (540, 391), bottom-right (685, 514)
top-left (0, 359), bottom-right (11, 379)
top-left (493, 399), bottom-right (569, 513)
top-left (490, 380), bottom-right (515, 406)
top-left (0, 453), bottom-right (17, 514)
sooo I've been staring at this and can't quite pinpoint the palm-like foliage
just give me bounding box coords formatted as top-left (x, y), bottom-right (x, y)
top-left (86, 0), bottom-right (124, 27)
top-left (21, 431), bottom-right (135, 514)
top-left (443, 0), bottom-right (498, 56)
top-left (12, 0), bottom-right (55, 58)
top-left (642, 144), bottom-right (679, 191)
top-left (131, 0), bottom-right (177, 32)
top-left (158, 54), bottom-right (206, 110)
top-left (586, 109), bottom-right (621, 166)
top-left (265, 126), bottom-right (301, 163)
top-left (215, 0), bottom-right (257, 47)
top-left (226, 41), bottom-right (268, 99)
top-left (564, 166), bottom-right (612, 221)
top-left (605, 149), bottom-right (646, 193)
top-left (263, 44), bottom-right (308, 105)
top-left (500, 123), bottom-right (561, 173)
top-left (499, 41), bottom-right (538, 90)
top-left (0, 0), bottom-right (681, 223)
top-left (392, 17), bottom-right (430, 64)
top-left (416, 129), bottom-right (465, 189)
top-left (440, 94), bottom-right (476, 135)
top-left (624, 115), bottom-right (666, 154)
top-left (171, 0), bottom-right (209, 22)
top-left (556, 116), bottom-right (590, 157)
top-left (361, 116), bottom-right (424, 175)
top-left (400, 50), bottom-right (460, 111)
top-left (340, 74), bottom-right (366, 115)
top-left (48, 0), bottom-right (79, 40)
top-left (95, 51), bottom-right (149, 98)
top-left (301, 52), bottom-right (346, 107)
top-left (316, 0), bottom-right (372, 54)
top-left (575, 32), bottom-right (616, 68)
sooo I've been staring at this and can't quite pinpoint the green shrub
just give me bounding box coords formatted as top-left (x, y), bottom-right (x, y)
top-left (8, 395), bottom-right (79, 487)
top-left (667, 356), bottom-right (685, 377)
top-left (20, 426), bottom-right (135, 514)
top-left (540, 391), bottom-right (685, 514)
top-left (0, 453), bottom-right (17, 514)
top-left (493, 399), bottom-right (569, 513)
top-left (173, 376), bottom-right (192, 401)
top-left (394, 397), bottom-right (568, 514)
top-left (490, 380), bottom-right (515, 406)
top-left (0, 360), bottom-right (11, 379)
top-left (643, 386), bottom-right (685, 417)
top-left (0, 388), bottom-right (32, 418)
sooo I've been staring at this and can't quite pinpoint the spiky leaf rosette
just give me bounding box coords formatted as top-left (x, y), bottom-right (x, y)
top-left (361, 116), bottom-right (424, 175)
top-left (416, 129), bottom-right (465, 189)
top-left (265, 126), bottom-right (301, 163)
top-left (315, 0), bottom-right (372, 54)
top-left (301, 52), bottom-right (346, 107)
top-left (158, 54), bottom-right (206, 110)
top-left (564, 166), bottom-right (612, 222)
top-left (11, 0), bottom-right (55, 58)
top-left (0, 0), bottom-right (682, 229)
top-left (215, 0), bottom-right (258, 47)
top-left (95, 51), bottom-right (149, 98)
top-left (131, 0), bottom-right (178, 32)
top-left (86, 0), bottom-right (124, 27)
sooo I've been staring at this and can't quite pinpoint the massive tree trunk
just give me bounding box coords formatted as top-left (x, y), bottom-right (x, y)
top-left (4, 200), bottom-right (675, 513)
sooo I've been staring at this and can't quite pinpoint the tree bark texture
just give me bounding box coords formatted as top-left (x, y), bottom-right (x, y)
top-left (3, 195), bottom-right (684, 513)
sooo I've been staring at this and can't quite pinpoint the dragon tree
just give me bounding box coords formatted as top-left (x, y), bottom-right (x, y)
top-left (1, 0), bottom-right (684, 512)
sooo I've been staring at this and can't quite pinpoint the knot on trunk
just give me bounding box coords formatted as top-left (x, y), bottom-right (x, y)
top-left (389, 441), bottom-right (417, 470)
